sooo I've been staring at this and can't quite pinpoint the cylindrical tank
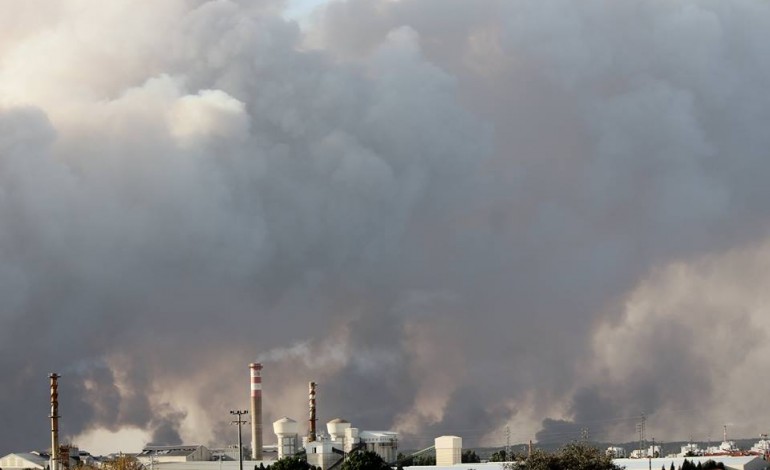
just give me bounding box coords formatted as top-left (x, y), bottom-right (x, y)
top-left (326, 418), bottom-right (350, 442)
top-left (273, 417), bottom-right (299, 459)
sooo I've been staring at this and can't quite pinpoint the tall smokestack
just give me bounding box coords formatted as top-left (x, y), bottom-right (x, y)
top-left (49, 373), bottom-right (60, 470)
top-left (249, 363), bottom-right (262, 460)
top-left (308, 382), bottom-right (317, 442)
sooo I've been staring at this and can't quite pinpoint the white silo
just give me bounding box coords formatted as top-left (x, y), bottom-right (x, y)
top-left (273, 417), bottom-right (299, 459)
top-left (326, 418), bottom-right (351, 445)
top-left (435, 436), bottom-right (462, 466)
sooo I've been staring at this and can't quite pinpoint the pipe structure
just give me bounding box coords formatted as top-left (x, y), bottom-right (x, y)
top-left (308, 382), bottom-right (317, 442)
top-left (49, 373), bottom-right (61, 470)
top-left (249, 363), bottom-right (263, 460)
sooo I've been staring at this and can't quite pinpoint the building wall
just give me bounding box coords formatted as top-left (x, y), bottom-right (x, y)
top-left (277, 435), bottom-right (298, 459)
top-left (190, 447), bottom-right (211, 462)
top-left (305, 443), bottom-right (341, 470)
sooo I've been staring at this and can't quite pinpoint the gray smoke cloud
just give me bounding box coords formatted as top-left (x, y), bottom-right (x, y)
top-left (1, 0), bottom-right (769, 456)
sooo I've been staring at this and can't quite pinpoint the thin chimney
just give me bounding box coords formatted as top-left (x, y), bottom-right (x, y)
top-left (49, 373), bottom-right (61, 470)
top-left (249, 363), bottom-right (263, 460)
top-left (308, 382), bottom-right (317, 442)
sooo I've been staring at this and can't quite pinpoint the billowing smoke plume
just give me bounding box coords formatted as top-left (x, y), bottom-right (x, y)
top-left (1, 0), bottom-right (769, 455)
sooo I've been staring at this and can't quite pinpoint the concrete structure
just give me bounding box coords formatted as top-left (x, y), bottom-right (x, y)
top-left (0, 453), bottom-right (49, 470)
top-left (273, 417), bottom-right (300, 459)
top-left (305, 440), bottom-right (341, 470)
top-left (249, 363), bottom-right (263, 461)
top-left (353, 431), bottom-right (398, 463)
top-left (327, 419), bottom-right (398, 463)
top-left (137, 445), bottom-right (211, 465)
top-left (435, 436), bottom-right (462, 466)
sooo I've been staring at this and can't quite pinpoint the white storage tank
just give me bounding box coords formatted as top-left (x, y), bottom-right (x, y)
top-left (326, 418), bottom-right (351, 443)
top-left (273, 417), bottom-right (299, 459)
top-left (435, 436), bottom-right (462, 466)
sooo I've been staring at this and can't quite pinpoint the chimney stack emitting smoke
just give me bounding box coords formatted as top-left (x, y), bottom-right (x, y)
top-left (249, 363), bottom-right (262, 460)
top-left (308, 381), bottom-right (317, 442)
top-left (49, 373), bottom-right (60, 470)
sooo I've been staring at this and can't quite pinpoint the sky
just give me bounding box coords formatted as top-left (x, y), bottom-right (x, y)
top-left (283, 0), bottom-right (330, 21)
top-left (1, 0), bottom-right (770, 457)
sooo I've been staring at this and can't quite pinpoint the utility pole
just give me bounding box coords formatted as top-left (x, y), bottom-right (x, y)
top-left (648, 437), bottom-right (654, 470)
top-left (230, 410), bottom-right (248, 470)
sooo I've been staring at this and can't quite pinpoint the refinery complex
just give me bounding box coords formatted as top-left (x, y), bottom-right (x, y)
top-left (1, 365), bottom-right (768, 470)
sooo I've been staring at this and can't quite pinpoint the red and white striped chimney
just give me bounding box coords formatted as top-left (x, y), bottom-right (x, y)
top-left (249, 363), bottom-right (263, 460)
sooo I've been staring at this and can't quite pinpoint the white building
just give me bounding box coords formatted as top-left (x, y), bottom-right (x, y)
top-left (606, 447), bottom-right (626, 458)
top-left (435, 436), bottom-right (462, 467)
top-left (750, 437), bottom-right (770, 456)
top-left (678, 443), bottom-right (704, 457)
top-left (0, 453), bottom-right (50, 470)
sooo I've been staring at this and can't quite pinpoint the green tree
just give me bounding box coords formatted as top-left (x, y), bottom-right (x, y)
top-left (490, 450), bottom-right (507, 462)
top-left (340, 451), bottom-right (391, 470)
top-left (411, 455), bottom-right (435, 466)
top-left (269, 456), bottom-right (314, 470)
top-left (700, 460), bottom-right (724, 470)
top-left (101, 455), bottom-right (144, 470)
top-left (462, 450), bottom-right (481, 464)
top-left (510, 442), bottom-right (622, 470)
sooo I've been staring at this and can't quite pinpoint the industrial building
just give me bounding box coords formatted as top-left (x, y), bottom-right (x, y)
top-left (274, 416), bottom-right (399, 470)
top-left (30, 364), bottom-right (766, 470)
top-left (0, 452), bottom-right (50, 470)
top-left (136, 445), bottom-right (212, 465)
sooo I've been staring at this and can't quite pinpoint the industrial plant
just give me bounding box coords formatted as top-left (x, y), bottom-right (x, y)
top-left (1, 366), bottom-right (768, 470)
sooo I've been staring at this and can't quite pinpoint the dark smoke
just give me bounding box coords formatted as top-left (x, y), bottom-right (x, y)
top-left (1, 0), bottom-right (770, 456)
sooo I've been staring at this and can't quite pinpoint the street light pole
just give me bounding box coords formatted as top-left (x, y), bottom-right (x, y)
top-left (230, 410), bottom-right (248, 470)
